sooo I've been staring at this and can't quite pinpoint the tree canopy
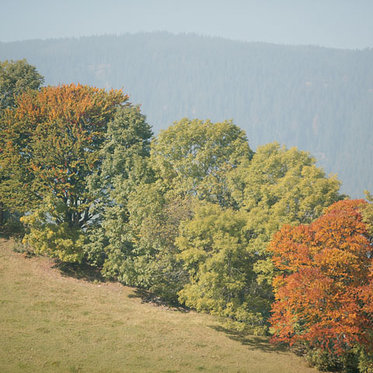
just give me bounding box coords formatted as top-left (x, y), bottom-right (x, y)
top-left (177, 203), bottom-right (269, 334)
top-left (1, 83), bottom-right (127, 215)
top-left (0, 83), bottom-right (127, 260)
top-left (97, 118), bottom-right (253, 301)
top-left (151, 118), bottom-right (253, 207)
top-left (270, 199), bottom-right (373, 357)
top-left (228, 142), bottom-right (342, 286)
top-left (0, 59), bottom-right (44, 110)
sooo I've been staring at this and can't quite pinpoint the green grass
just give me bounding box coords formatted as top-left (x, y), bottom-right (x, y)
top-left (0, 239), bottom-right (317, 373)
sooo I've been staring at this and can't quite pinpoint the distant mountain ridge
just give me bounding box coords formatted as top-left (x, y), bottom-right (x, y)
top-left (1, 32), bottom-right (372, 197)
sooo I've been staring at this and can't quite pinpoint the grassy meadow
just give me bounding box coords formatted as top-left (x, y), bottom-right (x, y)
top-left (0, 239), bottom-right (317, 373)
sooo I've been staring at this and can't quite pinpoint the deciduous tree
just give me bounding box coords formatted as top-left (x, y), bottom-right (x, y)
top-left (0, 83), bottom-right (127, 260)
top-left (177, 203), bottom-right (269, 333)
top-left (101, 118), bottom-right (254, 300)
top-left (151, 118), bottom-right (253, 208)
top-left (270, 199), bottom-right (373, 356)
top-left (85, 105), bottom-right (153, 270)
top-left (229, 142), bottom-right (342, 286)
top-left (0, 59), bottom-right (44, 109)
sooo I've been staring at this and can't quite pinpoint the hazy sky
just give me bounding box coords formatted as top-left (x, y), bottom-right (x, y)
top-left (1, 0), bottom-right (372, 49)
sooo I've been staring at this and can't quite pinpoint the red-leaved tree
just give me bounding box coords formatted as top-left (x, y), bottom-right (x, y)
top-left (269, 199), bottom-right (373, 354)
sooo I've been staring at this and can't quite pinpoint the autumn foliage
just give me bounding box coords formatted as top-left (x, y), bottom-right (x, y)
top-left (0, 83), bottom-right (127, 215)
top-left (269, 199), bottom-right (373, 355)
top-left (0, 83), bottom-right (128, 261)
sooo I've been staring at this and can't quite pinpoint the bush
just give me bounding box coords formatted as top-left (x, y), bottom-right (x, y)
top-left (21, 197), bottom-right (85, 263)
top-left (0, 215), bottom-right (24, 238)
top-left (358, 348), bottom-right (373, 373)
top-left (305, 347), bottom-right (361, 372)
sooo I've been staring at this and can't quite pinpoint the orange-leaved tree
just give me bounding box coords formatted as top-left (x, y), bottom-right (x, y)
top-left (0, 84), bottom-right (128, 261)
top-left (269, 199), bottom-right (373, 355)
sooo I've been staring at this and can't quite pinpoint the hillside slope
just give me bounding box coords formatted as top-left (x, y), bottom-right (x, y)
top-left (1, 33), bottom-right (372, 196)
top-left (0, 239), bottom-right (317, 373)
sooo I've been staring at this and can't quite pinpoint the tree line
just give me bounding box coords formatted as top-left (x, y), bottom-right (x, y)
top-left (0, 60), bottom-right (372, 372)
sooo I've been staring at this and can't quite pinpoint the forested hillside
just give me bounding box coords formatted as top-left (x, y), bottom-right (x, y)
top-left (0, 32), bottom-right (372, 196)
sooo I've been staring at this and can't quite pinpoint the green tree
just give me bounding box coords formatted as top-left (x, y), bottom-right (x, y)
top-left (362, 190), bottom-right (373, 237)
top-left (85, 105), bottom-right (153, 269)
top-left (173, 143), bottom-right (342, 333)
top-left (0, 59), bottom-right (44, 231)
top-left (0, 59), bottom-right (44, 109)
top-left (230, 142), bottom-right (342, 285)
top-left (151, 118), bottom-right (253, 208)
top-left (100, 118), bottom-right (254, 301)
top-left (177, 203), bottom-right (269, 334)
top-left (120, 185), bottom-right (194, 303)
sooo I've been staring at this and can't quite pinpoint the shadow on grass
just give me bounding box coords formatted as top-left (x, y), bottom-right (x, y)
top-left (209, 325), bottom-right (288, 353)
top-left (128, 288), bottom-right (190, 312)
top-left (0, 230), bottom-right (23, 240)
top-left (0, 232), bottom-right (11, 239)
top-left (53, 261), bottom-right (106, 283)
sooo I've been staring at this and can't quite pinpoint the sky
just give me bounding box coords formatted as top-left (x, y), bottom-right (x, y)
top-left (0, 0), bottom-right (372, 49)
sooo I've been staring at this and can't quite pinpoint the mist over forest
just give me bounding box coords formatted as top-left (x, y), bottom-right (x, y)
top-left (0, 32), bottom-right (372, 197)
